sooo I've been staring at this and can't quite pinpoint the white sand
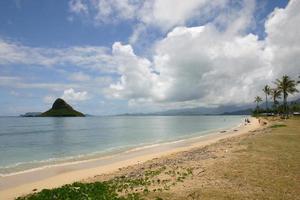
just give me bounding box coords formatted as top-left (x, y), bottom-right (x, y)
top-left (0, 117), bottom-right (260, 200)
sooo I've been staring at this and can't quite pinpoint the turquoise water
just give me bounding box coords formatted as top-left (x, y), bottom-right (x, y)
top-left (0, 116), bottom-right (244, 174)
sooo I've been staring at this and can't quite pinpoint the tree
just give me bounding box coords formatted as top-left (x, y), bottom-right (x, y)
top-left (275, 75), bottom-right (299, 117)
top-left (254, 96), bottom-right (262, 113)
top-left (270, 88), bottom-right (281, 114)
top-left (262, 85), bottom-right (271, 112)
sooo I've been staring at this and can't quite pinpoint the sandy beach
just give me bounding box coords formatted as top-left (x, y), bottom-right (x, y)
top-left (0, 117), bottom-right (261, 200)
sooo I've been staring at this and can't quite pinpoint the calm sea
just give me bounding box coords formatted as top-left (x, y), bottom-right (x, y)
top-left (0, 115), bottom-right (244, 175)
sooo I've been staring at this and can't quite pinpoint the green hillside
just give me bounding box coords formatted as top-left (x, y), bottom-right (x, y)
top-left (41, 98), bottom-right (85, 117)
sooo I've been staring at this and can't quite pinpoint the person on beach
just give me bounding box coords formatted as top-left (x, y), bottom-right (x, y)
top-left (244, 118), bottom-right (251, 125)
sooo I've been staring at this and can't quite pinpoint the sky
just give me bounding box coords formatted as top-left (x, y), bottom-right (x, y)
top-left (0, 0), bottom-right (299, 116)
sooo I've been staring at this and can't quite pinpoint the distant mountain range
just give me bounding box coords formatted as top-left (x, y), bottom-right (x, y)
top-left (118, 97), bottom-right (300, 116)
top-left (118, 104), bottom-right (254, 116)
top-left (20, 97), bottom-right (299, 117)
top-left (221, 109), bottom-right (253, 115)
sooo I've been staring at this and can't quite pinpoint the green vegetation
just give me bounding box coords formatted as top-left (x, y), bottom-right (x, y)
top-left (262, 85), bottom-right (271, 111)
top-left (40, 98), bottom-right (85, 117)
top-left (253, 75), bottom-right (299, 117)
top-left (276, 75), bottom-right (299, 116)
top-left (270, 88), bottom-right (282, 114)
top-left (16, 180), bottom-right (142, 200)
top-left (254, 96), bottom-right (262, 113)
top-left (17, 165), bottom-right (193, 200)
top-left (16, 182), bottom-right (124, 200)
top-left (41, 108), bottom-right (84, 117)
top-left (270, 124), bottom-right (287, 128)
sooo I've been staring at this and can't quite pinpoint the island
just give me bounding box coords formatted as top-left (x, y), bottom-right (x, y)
top-left (40, 98), bottom-right (85, 117)
top-left (20, 112), bottom-right (42, 117)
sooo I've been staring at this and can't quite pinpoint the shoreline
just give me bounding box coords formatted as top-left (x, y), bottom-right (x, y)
top-left (0, 117), bottom-right (260, 200)
top-left (0, 118), bottom-right (243, 177)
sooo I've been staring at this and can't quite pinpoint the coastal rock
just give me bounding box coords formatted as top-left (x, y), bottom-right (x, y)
top-left (41, 98), bottom-right (85, 117)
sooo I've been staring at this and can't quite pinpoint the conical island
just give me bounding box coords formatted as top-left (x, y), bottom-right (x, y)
top-left (41, 98), bottom-right (85, 117)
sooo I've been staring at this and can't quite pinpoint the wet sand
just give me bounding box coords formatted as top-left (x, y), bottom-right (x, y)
top-left (0, 117), bottom-right (260, 200)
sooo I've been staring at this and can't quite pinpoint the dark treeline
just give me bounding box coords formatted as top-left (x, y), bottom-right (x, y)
top-left (254, 75), bottom-right (299, 117)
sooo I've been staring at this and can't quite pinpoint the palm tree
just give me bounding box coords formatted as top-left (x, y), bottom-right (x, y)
top-left (275, 75), bottom-right (299, 116)
top-left (270, 88), bottom-right (281, 114)
top-left (254, 96), bottom-right (262, 113)
top-left (262, 85), bottom-right (271, 112)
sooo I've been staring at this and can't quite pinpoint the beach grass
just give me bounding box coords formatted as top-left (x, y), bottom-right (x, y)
top-left (16, 117), bottom-right (300, 200)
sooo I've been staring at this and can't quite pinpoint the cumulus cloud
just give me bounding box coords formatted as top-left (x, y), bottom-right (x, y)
top-left (152, 26), bottom-right (271, 104)
top-left (61, 88), bottom-right (89, 102)
top-left (43, 89), bottom-right (89, 106)
top-left (265, 0), bottom-right (300, 78)
top-left (105, 42), bottom-right (157, 99)
top-left (106, 26), bottom-right (272, 106)
top-left (106, 0), bottom-right (300, 108)
top-left (2, 0), bottom-right (300, 112)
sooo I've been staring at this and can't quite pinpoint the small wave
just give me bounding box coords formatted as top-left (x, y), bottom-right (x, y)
top-left (0, 117), bottom-right (244, 176)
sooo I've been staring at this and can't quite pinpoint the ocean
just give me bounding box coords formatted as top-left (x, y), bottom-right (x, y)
top-left (0, 115), bottom-right (245, 175)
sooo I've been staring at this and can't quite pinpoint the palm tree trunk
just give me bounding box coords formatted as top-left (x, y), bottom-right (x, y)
top-left (284, 94), bottom-right (287, 118)
top-left (265, 94), bottom-right (268, 112)
top-left (256, 102), bottom-right (259, 113)
top-left (273, 97), bottom-right (276, 114)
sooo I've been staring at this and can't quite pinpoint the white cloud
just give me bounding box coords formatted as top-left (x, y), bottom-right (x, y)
top-left (68, 0), bottom-right (229, 29)
top-left (0, 76), bottom-right (80, 91)
top-left (62, 88), bottom-right (89, 102)
top-left (105, 0), bottom-right (300, 108)
top-left (139, 0), bottom-right (228, 30)
top-left (152, 26), bottom-right (270, 104)
top-left (67, 0), bottom-right (256, 46)
top-left (214, 0), bottom-right (256, 35)
top-left (69, 72), bottom-right (91, 81)
top-left (69, 0), bottom-right (140, 24)
top-left (94, 0), bottom-right (138, 23)
top-left (69, 0), bottom-right (88, 15)
top-left (3, 0), bottom-right (300, 113)
top-left (106, 26), bottom-right (272, 106)
top-left (43, 89), bottom-right (89, 105)
top-left (265, 0), bottom-right (300, 78)
top-left (105, 42), bottom-right (157, 99)
top-left (0, 40), bottom-right (114, 72)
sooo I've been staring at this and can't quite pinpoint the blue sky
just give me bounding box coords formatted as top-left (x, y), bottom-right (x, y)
top-left (1, 0), bottom-right (299, 116)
